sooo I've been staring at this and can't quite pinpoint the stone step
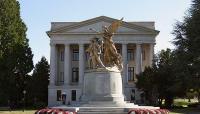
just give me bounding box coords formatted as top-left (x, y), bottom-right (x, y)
top-left (79, 108), bottom-right (125, 112)
top-left (78, 112), bottom-right (126, 113)
top-left (77, 107), bottom-right (127, 114)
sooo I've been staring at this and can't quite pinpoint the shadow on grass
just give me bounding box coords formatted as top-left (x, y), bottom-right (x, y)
top-left (169, 107), bottom-right (200, 114)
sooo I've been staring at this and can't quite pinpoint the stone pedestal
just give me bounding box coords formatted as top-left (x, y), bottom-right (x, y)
top-left (51, 67), bottom-right (160, 114)
top-left (81, 68), bottom-right (125, 104)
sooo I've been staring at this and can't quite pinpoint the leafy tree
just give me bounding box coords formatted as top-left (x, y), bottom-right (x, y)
top-left (0, 0), bottom-right (33, 106)
top-left (172, 0), bottom-right (200, 101)
top-left (137, 49), bottom-right (183, 107)
top-left (29, 57), bottom-right (49, 106)
top-left (137, 66), bottom-right (158, 106)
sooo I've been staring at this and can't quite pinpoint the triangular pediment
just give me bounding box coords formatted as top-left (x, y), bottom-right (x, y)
top-left (48, 16), bottom-right (159, 35)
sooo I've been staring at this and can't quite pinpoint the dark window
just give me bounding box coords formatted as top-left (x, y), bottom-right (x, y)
top-left (58, 72), bottom-right (64, 84)
top-left (130, 89), bottom-right (135, 102)
top-left (128, 67), bottom-right (134, 81)
top-left (60, 51), bottom-right (64, 61)
top-left (142, 50), bottom-right (145, 60)
top-left (72, 67), bottom-right (79, 83)
top-left (117, 49), bottom-right (121, 54)
top-left (71, 90), bottom-right (76, 101)
top-left (72, 49), bottom-right (79, 61)
top-left (85, 52), bottom-right (90, 61)
top-left (127, 49), bottom-right (134, 61)
top-left (57, 90), bottom-right (62, 101)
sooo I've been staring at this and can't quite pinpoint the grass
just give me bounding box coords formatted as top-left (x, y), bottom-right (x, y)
top-left (169, 108), bottom-right (200, 114)
top-left (0, 110), bottom-right (36, 114)
top-left (173, 98), bottom-right (198, 107)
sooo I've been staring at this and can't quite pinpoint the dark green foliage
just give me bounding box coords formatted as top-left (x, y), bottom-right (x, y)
top-left (173, 0), bottom-right (200, 102)
top-left (28, 57), bottom-right (49, 107)
top-left (137, 49), bottom-right (185, 107)
top-left (0, 0), bottom-right (33, 106)
top-left (137, 66), bottom-right (158, 105)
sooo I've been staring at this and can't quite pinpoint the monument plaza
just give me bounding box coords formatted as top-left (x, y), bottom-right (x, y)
top-left (47, 16), bottom-right (159, 107)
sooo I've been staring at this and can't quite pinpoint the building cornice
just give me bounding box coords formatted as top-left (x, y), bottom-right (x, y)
top-left (46, 16), bottom-right (159, 37)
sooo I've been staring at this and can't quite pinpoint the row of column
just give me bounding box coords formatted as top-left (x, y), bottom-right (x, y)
top-left (49, 43), bottom-right (154, 86)
top-left (49, 43), bottom-right (85, 86)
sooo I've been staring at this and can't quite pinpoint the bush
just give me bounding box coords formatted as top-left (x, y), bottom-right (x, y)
top-left (33, 102), bottom-right (46, 109)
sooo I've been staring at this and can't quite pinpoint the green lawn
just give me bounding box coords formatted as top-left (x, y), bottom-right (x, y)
top-left (0, 110), bottom-right (36, 114)
top-left (173, 98), bottom-right (198, 107)
top-left (169, 108), bottom-right (200, 114)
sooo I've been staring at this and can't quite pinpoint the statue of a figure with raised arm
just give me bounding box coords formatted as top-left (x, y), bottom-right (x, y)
top-left (102, 18), bottom-right (123, 70)
top-left (87, 18), bottom-right (123, 70)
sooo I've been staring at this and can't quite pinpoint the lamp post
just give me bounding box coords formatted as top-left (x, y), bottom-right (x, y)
top-left (23, 90), bottom-right (26, 112)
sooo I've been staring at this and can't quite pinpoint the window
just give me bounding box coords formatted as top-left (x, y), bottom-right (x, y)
top-left (72, 49), bottom-right (79, 61)
top-left (130, 89), bottom-right (135, 102)
top-left (57, 90), bottom-right (62, 101)
top-left (60, 51), bottom-right (64, 61)
top-left (58, 72), bottom-right (64, 84)
top-left (85, 52), bottom-right (90, 61)
top-left (142, 50), bottom-right (145, 60)
top-left (71, 90), bottom-right (76, 101)
top-left (128, 67), bottom-right (134, 81)
top-left (117, 49), bottom-right (121, 54)
top-left (72, 67), bottom-right (79, 83)
top-left (127, 49), bottom-right (134, 61)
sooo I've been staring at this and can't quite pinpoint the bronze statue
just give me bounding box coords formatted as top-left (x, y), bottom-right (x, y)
top-left (86, 38), bottom-right (105, 69)
top-left (102, 18), bottom-right (123, 70)
top-left (87, 18), bottom-right (123, 70)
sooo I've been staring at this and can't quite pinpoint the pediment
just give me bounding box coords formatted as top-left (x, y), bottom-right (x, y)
top-left (48, 16), bottom-right (159, 35)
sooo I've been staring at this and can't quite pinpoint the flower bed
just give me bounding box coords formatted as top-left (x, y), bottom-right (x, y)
top-left (128, 108), bottom-right (169, 114)
top-left (35, 108), bottom-right (76, 114)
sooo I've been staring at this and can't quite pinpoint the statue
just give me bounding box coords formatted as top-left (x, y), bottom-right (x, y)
top-left (102, 18), bottom-right (123, 70)
top-left (86, 38), bottom-right (105, 69)
top-left (87, 18), bottom-right (123, 70)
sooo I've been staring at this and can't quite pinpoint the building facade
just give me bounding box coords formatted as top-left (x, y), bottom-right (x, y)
top-left (47, 16), bottom-right (159, 106)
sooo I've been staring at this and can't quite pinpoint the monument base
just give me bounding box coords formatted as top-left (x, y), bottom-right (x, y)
top-left (51, 68), bottom-right (159, 114)
top-left (81, 68), bottom-right (125, 106)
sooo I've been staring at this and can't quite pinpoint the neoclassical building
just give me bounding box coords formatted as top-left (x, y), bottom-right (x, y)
top-left (47, 16), bottom-right (159, 106)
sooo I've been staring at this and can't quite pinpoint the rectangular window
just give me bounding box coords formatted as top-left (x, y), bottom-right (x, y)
top-left (128, 67), bottom-right (134, 81)
top-left (71, 90), bottom-right (76, 101)
top-left (117, 49), bottom-right (121, 54)
top-left (72, 67), bottom-right (79, 83)
top-left (58, 72), bottom-right (64, 84)
top-left (57, 90), bottom-right (62, 101)
top-left (127, 49), bottom-right (134, 61)
top-left (72, 49), bottom-right (79, 61)
top-left (60, 51), bottom-right (64, 61)
top-left (142, 50), bottom-right (145, 60)
top-left (85, 52), bottom-right (90, 61)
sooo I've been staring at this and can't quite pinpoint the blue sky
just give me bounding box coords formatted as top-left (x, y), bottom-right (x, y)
top-left (18, 0), bottom-right (192, 65)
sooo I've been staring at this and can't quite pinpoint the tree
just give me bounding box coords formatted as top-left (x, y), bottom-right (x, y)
top-left (136, 66), bottom-right (158, 106)
top-left (0, 0), bottom-right (33, 106)
top-left (29, 57), bottom-right (49, 106)
top-left (172, 0), bottom-right (200, 102)
top-left (137, 49), bottom-right (183, 107)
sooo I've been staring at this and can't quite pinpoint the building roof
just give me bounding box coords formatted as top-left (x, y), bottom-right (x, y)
top-left (47, 16), bottom-right (159, 37)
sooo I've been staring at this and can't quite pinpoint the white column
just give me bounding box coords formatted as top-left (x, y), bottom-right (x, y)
top-left (50, 43), bottom-right (57, 85)
top-left (149, 43), bottom-right (154, 67)
top-left (64, 44), bottom-right (70, 85)
top-left (135, 43), bottom-right (142, 75)
top-left (122, 43), bottom-right (128, 84)
top-left (79, 44), bottom-right (84, 85)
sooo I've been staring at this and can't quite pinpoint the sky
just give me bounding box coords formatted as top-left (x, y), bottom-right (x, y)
top-left (18, 0), bottom-right (192, 65)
